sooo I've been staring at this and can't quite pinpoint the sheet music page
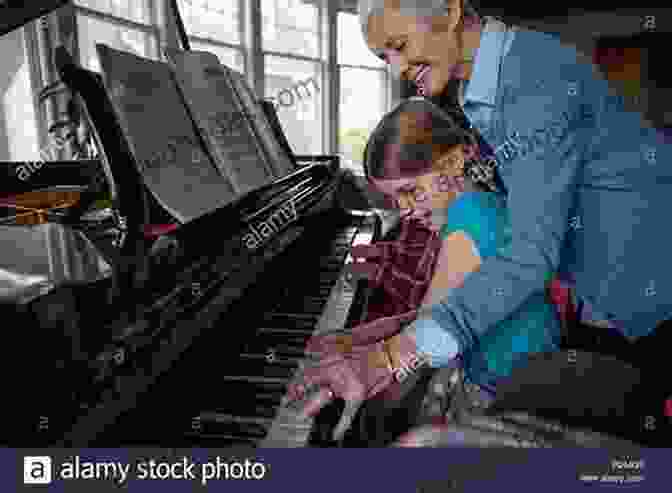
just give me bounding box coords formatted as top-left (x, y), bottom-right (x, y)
top-left (225, 68), bottom-right (296, 178)
top-left (165, 49), bottom-right (281, 196)
top-left (96, 45), bottom-right (235, 223)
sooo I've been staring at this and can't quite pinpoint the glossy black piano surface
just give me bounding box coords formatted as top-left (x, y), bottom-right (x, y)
top-left (7, 155), bottom-right (372, 446)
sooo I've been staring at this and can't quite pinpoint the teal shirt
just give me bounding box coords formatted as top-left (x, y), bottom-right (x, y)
top-left (439, 192), bottom-right (561, 390)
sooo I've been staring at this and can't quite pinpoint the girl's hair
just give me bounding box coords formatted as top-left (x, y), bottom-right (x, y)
top-left (363, 97), bottom-right (476, 180)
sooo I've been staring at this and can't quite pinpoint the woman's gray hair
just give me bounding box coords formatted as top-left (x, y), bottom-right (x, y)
top-left (358, 0), bottom-right (479, 41)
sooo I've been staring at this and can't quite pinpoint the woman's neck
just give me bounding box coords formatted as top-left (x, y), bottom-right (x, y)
top-left (459, 19), bottom-right (485, 81)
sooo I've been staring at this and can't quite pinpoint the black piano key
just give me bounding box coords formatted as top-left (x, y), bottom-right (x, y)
top-left (249, 332), bottom-right (309, 349)
top-left (195, 413), bottom-right (271, 439)
top-left (239, 352), bottom-right (302, 367)
top-left (201, 401), bottom-right (279, 420)
top-left (181, 432), bottom-right (259, 447)
top-left (197, 381), bottom-right (287, 410)
top-left (244, 334), bottom-right (309, 355)
top-left (226, 358), bottom-right (297, 381)
top-left (219, 375), bottom-right (290, 390)
top-left (256, 326), bottom-right (315, 338)
top-left (260, 315), bottom-right (317, 331)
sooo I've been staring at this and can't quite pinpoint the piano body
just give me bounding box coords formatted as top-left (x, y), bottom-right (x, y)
top-left (1, 26), bottom-right (386, 447)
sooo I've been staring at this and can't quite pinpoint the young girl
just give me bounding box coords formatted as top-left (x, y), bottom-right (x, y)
top-left (365, 97), bottom-right (561, 395)
top-left (289, 97), bottom-right (562, 442)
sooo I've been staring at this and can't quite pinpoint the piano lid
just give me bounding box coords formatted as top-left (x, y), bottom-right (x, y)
top-left (1, 0), bottom-right (69, 37)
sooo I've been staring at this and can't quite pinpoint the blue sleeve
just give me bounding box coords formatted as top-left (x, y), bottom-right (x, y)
top-left (441, 192), bottom-right (502, 259)
top-left (429, 40), bottom-right (589, 355)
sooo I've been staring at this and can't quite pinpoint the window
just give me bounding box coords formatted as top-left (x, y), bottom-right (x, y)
top-left (261, 0), bottom-right (323, 155)
top-left (174, 1), bottom-right (244, 73)
top-left (190, 40), bottom-right (244, 72)
top-left (337, 10), bottom-right (385, 69)
top-left (0, 28), bottom-right (40, 161)
top-left (337, 11), bottom-right (389, 175)
top-left (77, 14), bottom-right (157, 72)
top-left (76, 0), bottom-right (151, 24)
top-left (261, 0), bottom-right (319, 58)
top-left (264, 55), bottom-right (322, 155)
top-left (176, 0), bottom-right (241, 45)
top-left (75, 0), bottom-right (158, 72)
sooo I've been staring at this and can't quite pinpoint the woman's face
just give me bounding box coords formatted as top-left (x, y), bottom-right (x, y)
top-left (366, 1), bottom-right (463, 97)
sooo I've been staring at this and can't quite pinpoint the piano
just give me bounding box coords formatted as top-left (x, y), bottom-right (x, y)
top-left (2, 32), bottom-right (388, 448)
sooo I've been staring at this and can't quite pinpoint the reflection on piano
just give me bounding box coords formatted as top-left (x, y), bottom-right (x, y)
top-left (5, 41), bottom-right (380, 448)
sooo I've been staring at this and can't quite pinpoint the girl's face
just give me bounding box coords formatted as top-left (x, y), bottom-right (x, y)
top-left (373, 145), bottom-right (466, 213)
top-left (366, 1), bottom-right (477, 97)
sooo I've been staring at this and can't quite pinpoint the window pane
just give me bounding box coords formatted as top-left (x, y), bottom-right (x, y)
top-left (77, 14), bottom-right (157, 72)
top-left (262, 0), bottom-right (319, 58)
top-left (265, 55), bottom-right (322, 155)
top-left (176, 0), bottom-right (240, 45)
top-left (76, 0), bottom-right (151, 24)
top-left (0, 29), bottom-right (40, 160)
top-left (337, 11), bottom-right (385, 68)
top-left (339, 67), bottom-right (387, 175)
top-left (190, 41), bottom-right (244, 72)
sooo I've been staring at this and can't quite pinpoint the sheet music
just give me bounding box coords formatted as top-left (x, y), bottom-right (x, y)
top-left (225, 68), bottom-right (296, 178)
top-left (96, 44), bottom-right (236, 223)
top-left (165, 49), bottom-right (287, 197)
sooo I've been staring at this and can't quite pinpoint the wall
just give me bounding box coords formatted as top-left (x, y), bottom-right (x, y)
top-left (519, 9), bottom-right (672, 127)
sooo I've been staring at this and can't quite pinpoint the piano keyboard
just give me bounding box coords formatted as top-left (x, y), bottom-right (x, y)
top-left (260, 227), bottom-right (374, 447)
top-left (88, 210), bottom-right (377, 447)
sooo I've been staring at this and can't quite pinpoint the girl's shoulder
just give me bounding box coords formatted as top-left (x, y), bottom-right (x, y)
top-left (441, 192), bottom-right (506, 256)
top-left (443, 192), bottom-right (504, 226)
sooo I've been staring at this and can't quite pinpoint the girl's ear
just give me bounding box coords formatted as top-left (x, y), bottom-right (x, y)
top-left (435, 147), bottom-right (465, 176)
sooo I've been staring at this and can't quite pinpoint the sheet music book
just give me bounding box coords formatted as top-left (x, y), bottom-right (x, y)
top-left (165, 49), bottom-right (295, 196)
top-left (95, 44), bottom-right (236, 224)
top-left (225, 67), bottom-right (296, 178)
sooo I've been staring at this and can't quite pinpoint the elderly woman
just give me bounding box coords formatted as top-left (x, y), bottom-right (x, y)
top-left (288, 0), bottom-right (672, 445)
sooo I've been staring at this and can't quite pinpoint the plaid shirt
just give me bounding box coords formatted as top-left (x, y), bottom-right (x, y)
top-left (351, 216), bottom-right (443, 322)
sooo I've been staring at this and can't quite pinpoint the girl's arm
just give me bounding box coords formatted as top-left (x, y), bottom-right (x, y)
top-left (421, 231), bottom-right (482, 307)
top-left (384, 231), bottom-right (482, 370)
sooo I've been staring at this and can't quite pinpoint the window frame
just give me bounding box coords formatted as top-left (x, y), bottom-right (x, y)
top-left (16, 0), bottom-right (394, 164)
top-left (74, 2), bottom-right (161, 64)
